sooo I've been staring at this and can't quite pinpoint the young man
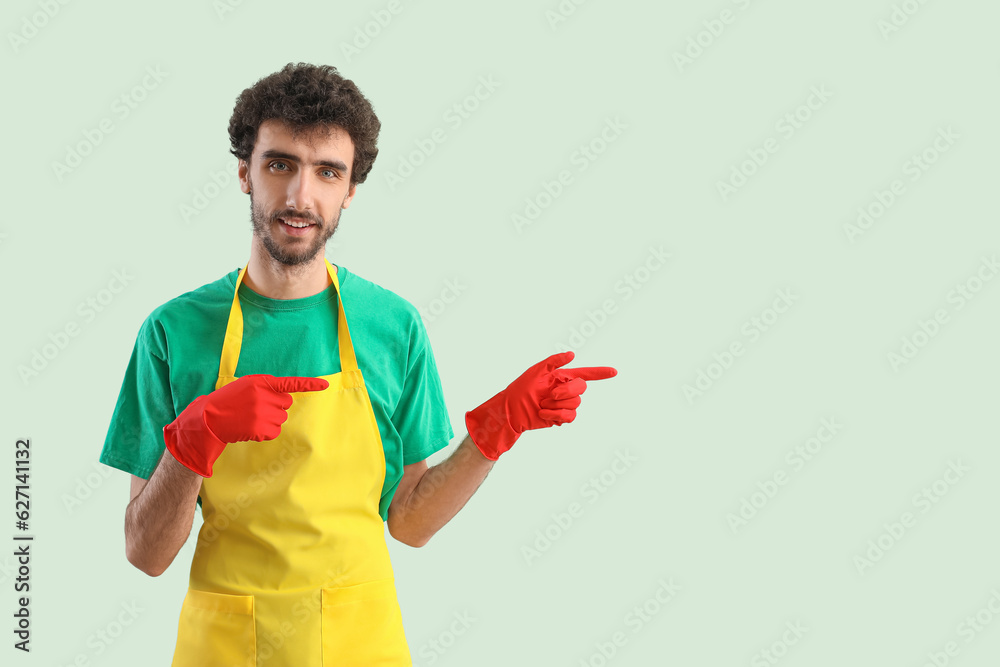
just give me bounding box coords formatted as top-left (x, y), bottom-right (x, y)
top-left (99, 62), bottom-right (617, 666)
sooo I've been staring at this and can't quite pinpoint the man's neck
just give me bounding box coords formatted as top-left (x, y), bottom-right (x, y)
top-left (243, 245), bottom-right (336, 300)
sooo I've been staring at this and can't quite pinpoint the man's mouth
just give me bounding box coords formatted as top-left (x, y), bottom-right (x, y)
top-left (278, 217), bottom-right (316, 235)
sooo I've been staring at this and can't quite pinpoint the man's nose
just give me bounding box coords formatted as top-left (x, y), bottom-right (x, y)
top-left (286, 172), bottom-right (316, 212)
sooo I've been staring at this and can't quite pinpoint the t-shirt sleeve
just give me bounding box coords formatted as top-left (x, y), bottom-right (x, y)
top-left (98, 315), bottom-right (177, 479)
top-left (392, 315), bottom-right (455, 466)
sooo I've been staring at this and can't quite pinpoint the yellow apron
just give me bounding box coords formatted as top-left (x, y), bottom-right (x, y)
top-left (171, 259), bottom-right (412, 666)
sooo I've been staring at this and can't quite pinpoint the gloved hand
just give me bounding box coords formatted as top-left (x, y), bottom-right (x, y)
top-left (163, 374), bottom-right (329, 477)
top-left (465, 351), bottom-right (617, 461)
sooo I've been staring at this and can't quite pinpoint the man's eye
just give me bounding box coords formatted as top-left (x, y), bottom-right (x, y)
top-left (322, 169), bottom-right (336, 178)
top-left (271, 162), bottom-right (288, 171)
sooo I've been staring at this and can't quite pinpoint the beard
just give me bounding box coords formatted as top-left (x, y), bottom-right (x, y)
top-left (248, 181), bottom-right (342, 267)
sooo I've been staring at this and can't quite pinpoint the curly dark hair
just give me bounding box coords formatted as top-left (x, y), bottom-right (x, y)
top-left (228, 62), bottom-right (381, 187)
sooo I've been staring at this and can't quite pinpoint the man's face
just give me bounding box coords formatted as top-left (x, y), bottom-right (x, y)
top-left (239, 119), bottom-right (357, 266)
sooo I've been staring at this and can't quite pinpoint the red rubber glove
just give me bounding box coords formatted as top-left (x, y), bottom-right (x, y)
top-left (465, 351), bottom-right (617, 461)
top-left (163, 374), bottom-right (329, 477)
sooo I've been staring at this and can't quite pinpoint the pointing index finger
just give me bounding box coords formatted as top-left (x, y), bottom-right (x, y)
top-left (267, 376), bottom-right (330, 394)
top-left (555, 366), bottom-right (618, 382)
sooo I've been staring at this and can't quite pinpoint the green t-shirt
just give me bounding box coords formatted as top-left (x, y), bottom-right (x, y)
top-left (99, 264), bottom-right (455, 521)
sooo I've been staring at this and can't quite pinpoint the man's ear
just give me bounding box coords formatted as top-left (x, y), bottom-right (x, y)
top-left (342, 182), bottom-right (357, 209)
top-left (238, 159), bottom-right (251, 194)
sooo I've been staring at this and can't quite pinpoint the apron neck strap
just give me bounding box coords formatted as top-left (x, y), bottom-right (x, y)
top-left (218, 258), bottom-right (358, 378)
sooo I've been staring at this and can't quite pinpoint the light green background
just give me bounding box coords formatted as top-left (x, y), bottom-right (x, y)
top-left (3, 0), bottom-right (999, 664)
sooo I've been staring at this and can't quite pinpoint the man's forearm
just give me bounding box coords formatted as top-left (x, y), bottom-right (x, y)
top-left (393, 434), bottom-right (496, 547)
top-left (125, 449), bottom-right (204, 576)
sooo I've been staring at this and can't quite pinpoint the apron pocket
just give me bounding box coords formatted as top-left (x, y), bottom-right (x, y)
top-left (172, 588), bottom-right (256, 667)
top-left (321, 578), bottom-right (412, 665)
